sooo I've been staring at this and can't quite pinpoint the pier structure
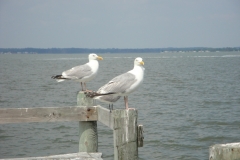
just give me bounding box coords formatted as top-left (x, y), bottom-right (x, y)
top-left (0, 92), bottom-right (144, 160)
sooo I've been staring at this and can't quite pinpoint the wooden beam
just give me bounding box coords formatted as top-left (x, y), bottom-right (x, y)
top-left (0, 106), bottom-right (97, 124)
top-left (137, 125), bottom-right (144, 147)
top-left (209, 142), bottom-right (240, 160)
top-left (78, 92), bottom-right (98, 153)
top-left (97, 105), bottom-right (114, 130)
top-left (0, 152), bottom-right (103, 160)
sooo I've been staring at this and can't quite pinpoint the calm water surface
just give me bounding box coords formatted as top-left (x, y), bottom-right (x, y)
top-left (0, 52), bottom-right (240, 159)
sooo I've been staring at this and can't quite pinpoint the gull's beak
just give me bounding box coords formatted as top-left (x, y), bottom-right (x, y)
top-left (97, 56), bottom-right (103, 60)
top-left (140, 61), bottom-right (144, 65)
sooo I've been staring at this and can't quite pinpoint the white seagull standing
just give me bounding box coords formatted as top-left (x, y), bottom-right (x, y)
top-left (52, 53), bottom-right (103, 91)
top-left (94, 57), bottom-right (144, 110)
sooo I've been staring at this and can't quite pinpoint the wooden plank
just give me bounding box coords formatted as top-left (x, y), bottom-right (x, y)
top-left (0, 106), bottom-right (97, 124)
top-left (97, 105), bottom-right (114, 130)
top-left (1, 152), bottom-right (103, 160)
top-left (137, 125), bottom-right (144, 147)
top-left (112, 109), bottom-right (138, 160)
top-left (209, 142), bottom-right (240, 160)
top-left (78, 92), bottom-right (98, 153)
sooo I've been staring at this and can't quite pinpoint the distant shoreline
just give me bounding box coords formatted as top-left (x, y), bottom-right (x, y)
top-left (0, 47), bottom-right (239, 54)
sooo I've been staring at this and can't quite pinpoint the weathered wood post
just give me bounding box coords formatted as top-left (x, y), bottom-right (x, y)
top-left (209, 142), bottom-right (240, 160)
top-left (77, 91), bottom-right (98, 152)
top-left (112, 109), bottom-right (138, 160)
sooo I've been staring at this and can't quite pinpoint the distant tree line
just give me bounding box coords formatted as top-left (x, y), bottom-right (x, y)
top-left (0, 47), bottom-right (239, 54)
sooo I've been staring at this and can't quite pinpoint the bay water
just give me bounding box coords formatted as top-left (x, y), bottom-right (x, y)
top-left (0, 52), bottom-right (240, 159)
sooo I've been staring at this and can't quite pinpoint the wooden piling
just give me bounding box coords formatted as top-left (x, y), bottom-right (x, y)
top-left (112, 109), bottom-right (138, 160)
top-left (209, 142), bottom-right (240, 160)
top-left (77, 91), bottom-right (98, 152)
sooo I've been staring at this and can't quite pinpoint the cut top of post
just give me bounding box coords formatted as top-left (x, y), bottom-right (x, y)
top-left (77, 91), bottom-right (94, 107)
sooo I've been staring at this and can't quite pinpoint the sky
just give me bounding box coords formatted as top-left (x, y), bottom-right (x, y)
top-left (0, 0), bottom-right (240, 48)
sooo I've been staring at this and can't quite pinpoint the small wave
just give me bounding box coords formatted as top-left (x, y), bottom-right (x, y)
top-left (191, 55), bottom-right (240, 58)
top-left (42, 58), bottom-right (85, 61)
top-left (198, 135), bottom-right (227, 142)
top-left (103, 57), bottom-right (134, 59)
top-left (0, 135), bottom-right (14, 140)
top-left (52, 125), bottom-right (72, 130)
top-left (222, 55), bottom-right (240, 57)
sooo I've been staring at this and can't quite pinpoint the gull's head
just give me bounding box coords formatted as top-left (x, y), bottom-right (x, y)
top-left (89, 53), bottom-right (103, 61)
top-left (134, 57), bottom-right (144, 66)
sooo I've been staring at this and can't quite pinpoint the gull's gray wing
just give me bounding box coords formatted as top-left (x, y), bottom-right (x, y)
top-left (98, 72), bottom-right (137, 94)
top-left (63, 64), bottom-right (92, 79)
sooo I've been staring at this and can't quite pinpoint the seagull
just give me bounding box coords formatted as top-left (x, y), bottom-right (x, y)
top-left (52, 53), bottom-right (103, 91)
top-left (93, 57), bottom-right (144, 110)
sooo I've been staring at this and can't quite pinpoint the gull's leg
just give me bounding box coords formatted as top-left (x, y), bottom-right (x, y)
top-left (124, 96), bottom-right (128, 109)
top-left (109, 104), bottom-right (112, 113)
top-left (111, 104), bottom-right (113, 111)
top-left (84, 83), bottom-right (93, 92)
top-left (124, 96), bottom-right (135, 110)
top-left (80, 82), bottom-right (83, 91)
top-left (83, 82), bottom-right (86, 91)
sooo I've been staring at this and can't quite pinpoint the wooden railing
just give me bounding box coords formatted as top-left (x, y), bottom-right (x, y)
top-left (0, 92), bottom-right (144, 160)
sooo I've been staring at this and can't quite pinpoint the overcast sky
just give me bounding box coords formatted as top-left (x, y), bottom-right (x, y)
top-left (0, 0), bottom-right (240, 48)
